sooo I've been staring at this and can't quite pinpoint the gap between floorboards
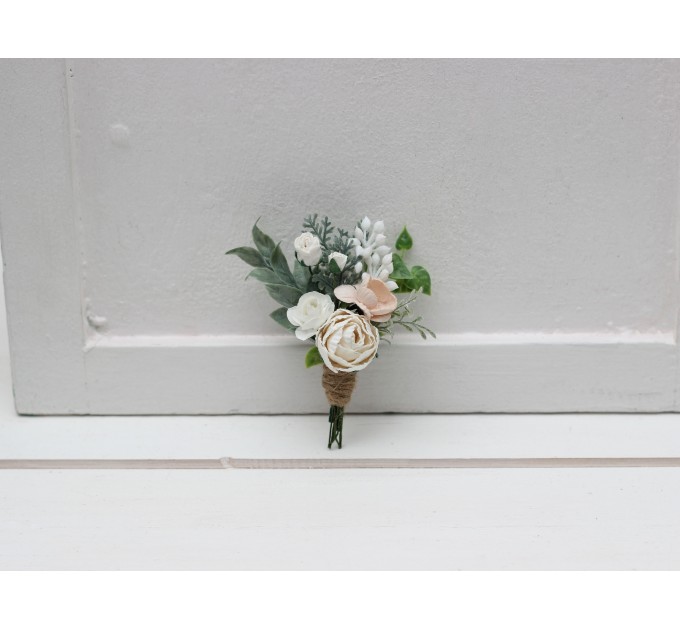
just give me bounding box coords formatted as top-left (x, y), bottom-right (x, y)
top-left (1, 457), bottom-right (680, 469)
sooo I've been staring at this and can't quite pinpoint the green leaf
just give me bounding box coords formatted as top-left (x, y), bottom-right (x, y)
top-left (264, 283), bottom-right (302, 308)
top-left (410, 266), bottom-right (432, 296)
top-left (270, 307), bottom-right (296, 332)
top-left (305, 346), bottom-right (324, 368)
top-left (394, 278), bottom-right (416, 293)
top-left (225, 246), bottom-right (266, 268)
top-left (328, 258), bottom-right (341, 274)
top-left (395, 226), bottom-right (413, 251)
top-left (246, 267), bottom-right (281, 285)
top-left (270, 243), bottom-right (296, 286)
top-left (390, 253), bottom-right (412, 280)
top-left (252, 219), bottom-right (276, 259)
top-left (293, 260), bottom-right (311, 291)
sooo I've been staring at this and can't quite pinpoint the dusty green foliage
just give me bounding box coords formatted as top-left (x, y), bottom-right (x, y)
top-left (303, 214), bottom-right (362, 298)
top-left (252, 219), bottom-right (276, 258)
top-left (224, 246), bottom-right (266, 268)
top-left (226, 219), bottom-right (311, 329)
top-left (375, 291), bottom-right (436, 341)
top-left (302, 214), bottom-right (334, 248)
top-left (227, 218), bottom-right (435, 342)
top-left (270, 307), bottom-right (296, 332)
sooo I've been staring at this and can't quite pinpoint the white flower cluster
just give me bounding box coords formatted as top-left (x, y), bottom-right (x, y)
top-left (352, 216), bottom-right (398, 291)
top-left (293, 231), bottom-right (357, 274)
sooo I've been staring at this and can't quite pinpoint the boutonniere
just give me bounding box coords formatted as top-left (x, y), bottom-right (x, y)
top-left (228, 215), bottom-right (434, 448)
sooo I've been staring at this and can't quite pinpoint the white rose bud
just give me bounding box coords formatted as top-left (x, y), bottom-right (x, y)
top-left (328, 251), bottom-right (348, 272)
top-left (286, 292), bottom-right (334, 340)
top-left (316, 309), bottom-right (379, 373)
top-left (294, 232), bottom-right (322, 266)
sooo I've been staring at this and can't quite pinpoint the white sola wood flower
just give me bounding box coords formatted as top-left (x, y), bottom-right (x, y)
top-left (316, 309), bottom-right (379, 373)
top-left (352, 217), bottom-right (398, 291)
top-left (328, 251), bottom-right (348, 271)
top-left (294, 232), bottom-right (322, 266)
top-left (286, 292), bottom-right (334, 340)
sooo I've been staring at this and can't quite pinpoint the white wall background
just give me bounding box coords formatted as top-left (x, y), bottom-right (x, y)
top-left (2, 59), bottom-right (680, 414)
top-left (71, 59), bottom-right (679, 338)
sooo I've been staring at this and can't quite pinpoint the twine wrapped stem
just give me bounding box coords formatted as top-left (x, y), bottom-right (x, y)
top-left (321, 366), bottom-right (356, 407)
top-left (322, 366), bottom-right (357, 449)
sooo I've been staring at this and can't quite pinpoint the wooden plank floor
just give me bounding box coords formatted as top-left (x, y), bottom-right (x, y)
top-left (2, 467), bottom-right (679, 569)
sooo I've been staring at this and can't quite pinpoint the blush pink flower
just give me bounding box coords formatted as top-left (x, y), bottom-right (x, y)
top-left (334, 277), bottom-right (398, 323)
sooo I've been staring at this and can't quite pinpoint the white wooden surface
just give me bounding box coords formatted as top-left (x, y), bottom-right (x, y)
top-left (2, 59), bottom-right (680, 413)
top-left (2, 467), bottom-right (679, 570)
top-left (4, 412), bottom-right (680, 460)
top-left (4, 398), bottom-right (680, 569)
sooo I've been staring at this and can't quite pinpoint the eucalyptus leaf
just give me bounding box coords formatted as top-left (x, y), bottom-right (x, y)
top-left (252, 219), bottom-right (276, 259)
top-left (305, 346), bottom-right (324, 368)
top-left (293, 260), bottom-right (311, 291)
top-left (390, 253), bottom-right (412, 280)
top-left (225, 246), bottom-right (266, 268)
top-left (270, 307), bottom-right (296, 332)
top-left (246, 267), bottom-right (282, 285)
top-left (270, 243), bottom-right (296, 285)
top-left (265, 283), bottom-right (302, 308)
top-left (410, 266), bottom-right (432, 296)
top-left (328, 258), bottom-right (341, 274)
top-left (395, 226), bottom-right (413, 251)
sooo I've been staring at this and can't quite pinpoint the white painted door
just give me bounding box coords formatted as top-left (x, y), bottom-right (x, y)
top-left (1, 58), bottom-right (679, 414)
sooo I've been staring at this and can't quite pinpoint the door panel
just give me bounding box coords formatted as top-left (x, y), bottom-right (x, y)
top-left (1, 59), bottom-right (678, 413)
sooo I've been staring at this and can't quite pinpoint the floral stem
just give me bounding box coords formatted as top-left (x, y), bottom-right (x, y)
top-left (327, 405), bottom-right (344, 449)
